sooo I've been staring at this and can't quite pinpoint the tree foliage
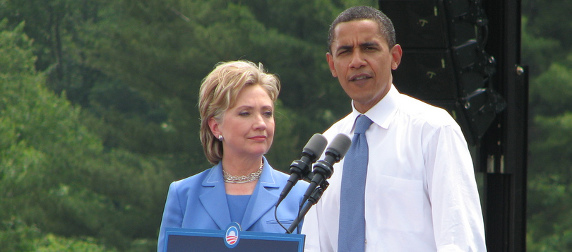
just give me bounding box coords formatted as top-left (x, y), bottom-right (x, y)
top-left (0, 20), bottom-right (172, 251)
top-left (79, 0), bottom-right (353, 171)
top-left (523, 0), bottom-right (572, 250)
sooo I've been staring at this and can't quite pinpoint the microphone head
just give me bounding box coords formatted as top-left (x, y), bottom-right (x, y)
top-left (325, 133), bottom-right (352, 159)
top-left (302, 133), bottom-right (328, 162)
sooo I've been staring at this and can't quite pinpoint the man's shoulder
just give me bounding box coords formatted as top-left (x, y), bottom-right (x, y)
top-left (396, 93), bottom-right (457, 126)
top-left (323, 113), bottom-right (354, 137)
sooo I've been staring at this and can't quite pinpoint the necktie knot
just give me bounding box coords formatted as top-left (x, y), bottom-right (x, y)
top-left (354, 115), bottom-right (373, 134)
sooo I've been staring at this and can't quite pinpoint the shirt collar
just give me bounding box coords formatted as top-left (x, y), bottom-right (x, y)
top-left (350, 84), bottom-right (399, 130)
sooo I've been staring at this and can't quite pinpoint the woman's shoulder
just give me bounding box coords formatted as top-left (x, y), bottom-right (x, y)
top-left (268, 167), bottom-right (289, 179)
top-left (272, 167), bottom-right (310, 189)
top-left (170, 167), bottom-right (215, 191)
top-left (265, 166), bottom-right (309, 188)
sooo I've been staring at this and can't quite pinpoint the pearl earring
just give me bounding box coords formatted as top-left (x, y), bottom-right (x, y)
top-left (218, 135), bottom-right (223, 141)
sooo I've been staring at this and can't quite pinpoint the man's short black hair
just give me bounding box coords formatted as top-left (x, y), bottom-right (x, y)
top-left (328, 6), bottom-right (396, 53)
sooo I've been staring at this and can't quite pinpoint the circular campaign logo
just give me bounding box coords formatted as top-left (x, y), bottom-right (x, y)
top-left (224, 222), bottom-right (241, 248)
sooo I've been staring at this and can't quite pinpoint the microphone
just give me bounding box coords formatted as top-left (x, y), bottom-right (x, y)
top-left (301, 133), bottom-right (352, 206)
top-left (276, 133), bottom-right (328, 206)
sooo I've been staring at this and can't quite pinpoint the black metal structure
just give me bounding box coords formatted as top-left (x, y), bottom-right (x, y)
top-left (480, 0), bottom-right (527, 251)
top-left (378, 0), bottom-right (527, 251)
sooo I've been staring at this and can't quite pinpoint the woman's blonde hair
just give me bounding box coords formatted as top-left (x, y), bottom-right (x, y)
top-left (198, 60), bottom-right (281, 164)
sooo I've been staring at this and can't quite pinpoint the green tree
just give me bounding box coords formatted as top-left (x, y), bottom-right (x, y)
top-left (0, 20), bottom-right (172, 251)
top-left (78, 0), bottom-right (356, 175)
top-left (523, 0), bottom-right (572, 250)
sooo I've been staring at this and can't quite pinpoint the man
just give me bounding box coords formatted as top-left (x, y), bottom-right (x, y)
top-left (301, 6), bottom-right (486, 251)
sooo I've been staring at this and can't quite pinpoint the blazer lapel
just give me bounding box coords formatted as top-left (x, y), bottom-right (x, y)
top-left (240, 161), bottom-right (280, 231)
top-left (199, 164), bottom-right (232, 230)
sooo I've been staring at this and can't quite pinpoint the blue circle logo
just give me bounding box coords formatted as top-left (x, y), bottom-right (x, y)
top-left (224, 222), bottom-right (241, 248)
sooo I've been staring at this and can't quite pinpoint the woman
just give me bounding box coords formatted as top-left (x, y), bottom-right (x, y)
top-left (157, 60), bottom-right (308, 250)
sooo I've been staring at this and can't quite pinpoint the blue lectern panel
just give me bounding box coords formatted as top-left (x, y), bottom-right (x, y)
top-left (165, 226), bottom-right (304, 252)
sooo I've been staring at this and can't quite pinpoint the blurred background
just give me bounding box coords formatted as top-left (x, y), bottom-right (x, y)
top-left (0, 0), bottom-right (569, 251)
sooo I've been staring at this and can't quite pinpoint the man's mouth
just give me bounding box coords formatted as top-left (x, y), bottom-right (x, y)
top-left (351, 74), bottom-right (371, 81)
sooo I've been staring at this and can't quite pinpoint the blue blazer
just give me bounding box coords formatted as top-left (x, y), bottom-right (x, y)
top-left (157, 157), bottom-right (308, 251)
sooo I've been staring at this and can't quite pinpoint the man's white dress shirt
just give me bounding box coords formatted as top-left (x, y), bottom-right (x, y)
top-left (302, 85), bottom-right (486, 251)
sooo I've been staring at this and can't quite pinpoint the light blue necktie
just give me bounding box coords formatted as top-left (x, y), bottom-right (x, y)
top-left (338, 115), bottom-right (372, 252)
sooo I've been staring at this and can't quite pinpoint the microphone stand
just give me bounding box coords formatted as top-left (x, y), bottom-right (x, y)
top-left (286, 181), bottom-right (329, 234)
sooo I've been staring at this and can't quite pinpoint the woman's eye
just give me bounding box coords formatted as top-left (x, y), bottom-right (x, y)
top-left (264, 111), bottom-right (273, 117)
top-left (238, 111), bottom-right (250, 116)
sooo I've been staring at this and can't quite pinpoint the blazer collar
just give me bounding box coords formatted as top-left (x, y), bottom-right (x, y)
top-left (241, 157), bottom-right (280, 230)
top-left (199, 157), bottom-right (281, 230)
top-left (199, 162), bottom-right (231, 229)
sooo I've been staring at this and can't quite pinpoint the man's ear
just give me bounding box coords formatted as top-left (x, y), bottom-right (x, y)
top-left (326, 52), bottom-right (338, 78)
top-left (391, 44), bottom-right (403, 70)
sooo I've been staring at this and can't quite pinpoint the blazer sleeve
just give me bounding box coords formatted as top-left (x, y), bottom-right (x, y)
top-left (157, 182), bottom-right (184, 252)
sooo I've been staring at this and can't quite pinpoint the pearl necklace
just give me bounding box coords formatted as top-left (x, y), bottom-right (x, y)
top-left (223, 162), bottom-right (264, 184)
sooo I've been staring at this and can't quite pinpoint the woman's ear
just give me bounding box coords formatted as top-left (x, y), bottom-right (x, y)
top-left (208, 117), bottom-right (221, 138)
